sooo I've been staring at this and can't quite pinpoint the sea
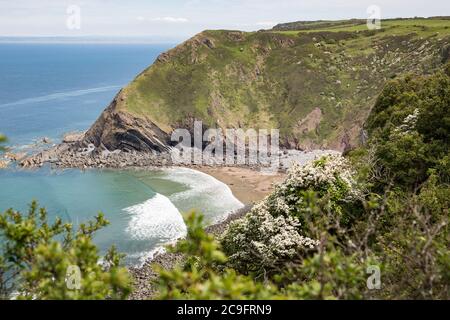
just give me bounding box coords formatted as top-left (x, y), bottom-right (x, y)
top-left (0, 42), bottom-right (244, 265)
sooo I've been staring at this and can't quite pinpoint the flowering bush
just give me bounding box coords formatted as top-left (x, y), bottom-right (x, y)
top-left (220, 207), bottom-right (318, 275)
top-left (266, 154), bottom-right (363, 228)
top-left (221, 154), bottom-right (361, 275)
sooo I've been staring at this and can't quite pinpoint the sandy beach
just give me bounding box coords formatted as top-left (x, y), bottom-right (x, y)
top-left (196, 166), bottom-right (285, 204)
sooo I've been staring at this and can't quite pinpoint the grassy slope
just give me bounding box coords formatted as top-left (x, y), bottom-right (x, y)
top-left (114, 18), bottom-right (450, 150)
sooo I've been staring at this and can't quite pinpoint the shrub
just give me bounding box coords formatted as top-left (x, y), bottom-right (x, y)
top-left (157, 212), bottom-right (279, 300)
top-left (220, 154), bottom-right (362, 277)
top-left (0, 202), bottom-right (131, 300)
top-left (365, 65), bottom-right (450, 190)
top-left (279, 246), bottom-right (375, 300)
top-left (372, 194), bottom-right (450, 299)
top-left (220, 207), bottom-right (318, 276)
top-left (267, 154), bottom-right (363, 228)
top-left (158, 211), bottom-right (379, 300)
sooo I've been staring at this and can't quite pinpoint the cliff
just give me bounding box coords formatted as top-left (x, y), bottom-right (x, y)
top-left (83, 18), bottom-right (450, 153)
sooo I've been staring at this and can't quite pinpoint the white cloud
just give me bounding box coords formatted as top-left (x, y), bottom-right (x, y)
top-left (151, 17), bottom-right (189, 23)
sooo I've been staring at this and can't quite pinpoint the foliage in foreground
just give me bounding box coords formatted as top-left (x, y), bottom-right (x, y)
top-left (157, 212), bottom-right (372, 300)
top-left (0, 202), bottom-right (131, 299)
top-left (157, 212), bottom-right (278, 300)
top-left (157, 170), bottom-right (449, 300)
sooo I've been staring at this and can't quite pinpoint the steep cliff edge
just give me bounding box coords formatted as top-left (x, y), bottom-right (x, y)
top-left (84, 91), bottom-right (171, 152)
top-left (83, 18), bottom-right (450, 153)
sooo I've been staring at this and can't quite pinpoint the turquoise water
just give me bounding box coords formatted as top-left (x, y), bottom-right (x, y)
top-left (0, 43), bottom-right (243, 265)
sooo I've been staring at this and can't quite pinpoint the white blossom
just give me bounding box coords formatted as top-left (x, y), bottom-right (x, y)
top-left (221, 154), bottom-right (359, 272)
top-left (394, 108), bottom-right (420, 135)
top-left (221, 208), bottom-right (319, 271)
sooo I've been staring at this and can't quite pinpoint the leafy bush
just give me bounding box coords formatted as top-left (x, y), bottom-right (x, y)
top-left (365, 65), bottom-right (450, 190)
top-left (279, 246), bottom-right (374, 300)
top-left (0, 202), bottom-right (131, 300)
top-left (369, 192), bottom-right (450, 299)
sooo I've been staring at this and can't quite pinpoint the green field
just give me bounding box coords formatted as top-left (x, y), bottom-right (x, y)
top-left (273, 18), bottom-right (450, 35)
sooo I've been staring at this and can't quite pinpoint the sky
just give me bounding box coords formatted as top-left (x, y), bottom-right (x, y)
top-left (0, 0), bottom-right (449, 41)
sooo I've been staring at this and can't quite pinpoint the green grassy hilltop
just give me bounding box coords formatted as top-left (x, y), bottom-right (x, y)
top-left (86, 17), bottom-right (450, 152)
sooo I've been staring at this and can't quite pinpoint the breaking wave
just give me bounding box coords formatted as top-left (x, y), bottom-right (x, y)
top-left (123, 193), bottom-right (187, 242)
top-left (122, 167), bottom-right (243, 265)
top-left (163, 167), bottom-right (244, 223)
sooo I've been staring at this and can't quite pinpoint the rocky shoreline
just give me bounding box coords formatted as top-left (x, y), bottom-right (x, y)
top-left (128, 204), bottom-right (252, 300)
top-left (15, 132), bottom-right (339, 173)
top-left (18, 132), bottom-right (174, 169)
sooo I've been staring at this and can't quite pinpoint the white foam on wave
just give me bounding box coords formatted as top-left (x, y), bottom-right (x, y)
top-left (0, 85), bottom-right (122, 108)
top-left (126, 246), bottom-right (167, 266)
top-left (123, 193), bottom-right (187, 241)
top-left (122, 168), bottom-right (243, 266)
top-left (162, 167), bottom-right (244, 223)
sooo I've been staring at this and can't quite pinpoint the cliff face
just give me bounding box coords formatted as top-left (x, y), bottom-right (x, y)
top-left (84, 91), bottom-right (172, 152)
top-left (83, 18), bottom-right (450, 153)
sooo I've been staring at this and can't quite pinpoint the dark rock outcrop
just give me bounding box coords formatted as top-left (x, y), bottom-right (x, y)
top-left (83, 92), bottom-right (171, 153)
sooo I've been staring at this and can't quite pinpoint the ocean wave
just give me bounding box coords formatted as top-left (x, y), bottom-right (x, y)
top-left (123, 193), bottom-right (187, 242)
top-left (123, 168), bottom-right (243, 266)
top-left (162, 167), bottom-right (244, 223)
top-left (126, 246), bottom-right (167, 266)
top-left (0, 85), bottom-right (122, 108)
